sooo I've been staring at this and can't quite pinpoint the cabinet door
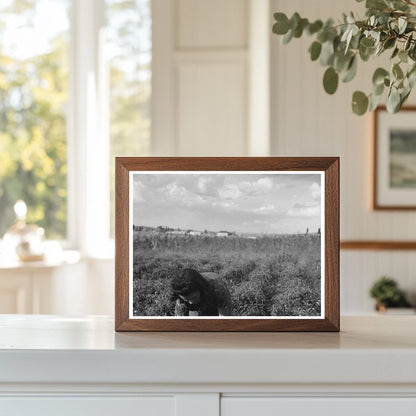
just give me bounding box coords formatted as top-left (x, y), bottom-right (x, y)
top-left (0, 396), bottom-right (174, 416)
top-left (222, 397), bottom-right (416, 416)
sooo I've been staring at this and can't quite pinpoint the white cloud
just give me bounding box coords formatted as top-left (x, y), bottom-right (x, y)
top-left (287, 203), bottom-right (320, 218)
top-left (254, 203), bottom-right (275, 213)
top-left (218, 184), bottom-right (242, 199)
top-left (197, 177), bottom-right (211, 193)
top-left (239, 177), bottom-right (274, 195)
top-left (257, 177), bottom-right (273, 190)
top-left (133, 181), bottom-right (145, 202)
top-left (310, 182), bottom-right (321, 200)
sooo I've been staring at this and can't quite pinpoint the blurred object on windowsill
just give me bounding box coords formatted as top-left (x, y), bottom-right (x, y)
top-left (376, 307), bottom-right (416, 315)
top-left (370, 276), bottom-right (414, 315)
top-left (0, 239), bottom-right (80, 270)
top-left (2, 200), bottom-right (45, 262)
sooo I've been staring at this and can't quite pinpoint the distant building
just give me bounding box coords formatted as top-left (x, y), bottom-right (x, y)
top-left (189, 231), bottom-right (202, 236)
top-left (168, 230), bottom-right (186, 235)
top-left (216, 231), bottom-right (231, 237)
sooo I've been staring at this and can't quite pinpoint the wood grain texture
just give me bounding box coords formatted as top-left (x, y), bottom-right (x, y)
top-left (115, 157), bottom-right (340, 332)
top-left (115, 160), bottom-right (130, 330)
top-left (341, 241), bottom-right (416, 250)
top-left (373, 106), bottom-right (416, 210)
top-left (325, 158), bottom-right (340, 331)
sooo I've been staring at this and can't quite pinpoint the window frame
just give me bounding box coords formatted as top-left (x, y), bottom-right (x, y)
top-left (67, 0), bottom-right (112, 257)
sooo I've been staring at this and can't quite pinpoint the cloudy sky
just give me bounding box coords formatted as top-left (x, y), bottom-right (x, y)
top-left (132, 173), bottom-right (322, 234)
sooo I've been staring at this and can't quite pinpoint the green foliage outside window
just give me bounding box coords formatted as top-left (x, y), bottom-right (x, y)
top-left (0, 1), bottom-right (69, 238)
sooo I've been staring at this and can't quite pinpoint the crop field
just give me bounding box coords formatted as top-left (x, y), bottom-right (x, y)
top-left (132, 230), bottom-right (321, 317)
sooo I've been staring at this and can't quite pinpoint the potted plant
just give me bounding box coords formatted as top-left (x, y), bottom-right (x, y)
top-left (369, 276), bottom-right (414, 313)
top-left (272, 0), bottom-right (416, 115)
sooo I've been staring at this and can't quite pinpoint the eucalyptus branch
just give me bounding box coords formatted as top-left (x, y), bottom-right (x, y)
top-left (272, 0), bottom-right (416, 115)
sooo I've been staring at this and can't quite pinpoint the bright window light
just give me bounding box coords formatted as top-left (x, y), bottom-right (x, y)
top-left (0, 0), bottom-right (70, 239)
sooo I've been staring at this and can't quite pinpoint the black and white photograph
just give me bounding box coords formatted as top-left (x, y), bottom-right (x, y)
top-left (129, 171), bottom-right (324, 319)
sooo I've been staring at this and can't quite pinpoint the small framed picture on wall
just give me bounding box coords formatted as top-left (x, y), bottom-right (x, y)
top-left (115, 157), bottom-right (339, 332)
top-left (374, 106), bottom-right (416, 209)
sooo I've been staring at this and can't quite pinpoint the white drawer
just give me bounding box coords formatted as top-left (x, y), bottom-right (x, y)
top-left (221, 397), bottom-right (416, 416)
top-left (0, 396), bottom-right (174, 416)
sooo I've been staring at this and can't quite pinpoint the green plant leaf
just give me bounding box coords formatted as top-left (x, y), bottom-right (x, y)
top-left (372, 67), bottom-right (389, 86)
top-left (290, 12), bottom-right (301, 29)
top-left (334, 52), bottom-right (352, 72)
top-left (342, 56), bottom-right (358, 82)
top-left (282, 29), bottom-right (293, 44)
top-left (352, 91), bottom-right (369, 115)
top-left (293, 17), bottom-right (309, 38)
top-left (369, 92), bottom-right (383, 111)
top-left (307, 20), bottom-right (323, 35)
top-left (374, 82), bottom-right (385, 95)
top-left (383, 37), bottom-right (396, 50)
top-left (323, 67), bottom-right (339, 94)
top-left (320, 40), bottom-right (335, 66)
top-left (398, 16), bottom-right (407, 34)
top-left (309, 41), bottom-right (322, 61)
top-left (273, 13), bottom-right (290, 34)
top-left (405, 33), bottom-right (413, 50)
top-left (400, 87), bottom-right (411, 106)
top-left (387, 87), bottom-right (401, 112)
top-left (360, 37), bottom-right (375, 48)
top-left (393, 63), bottom-right (404, 79)
top-left (399, 49), bottom-right (408, 63)
top-left (391, 47), bottom-right (399, 59)
top-left (366, 0), bottom-right (388, 10)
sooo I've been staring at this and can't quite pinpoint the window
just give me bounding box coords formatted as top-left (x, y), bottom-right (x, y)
top-left (0, 0), bottom-right (151, 251)
top-left (106, 0), bottom-right (151, 237)
top-left (0, 0), bottom-right (70, 239)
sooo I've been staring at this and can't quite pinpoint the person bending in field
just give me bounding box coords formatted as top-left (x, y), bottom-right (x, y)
top-left (171, 268), bottom-right (232, 316)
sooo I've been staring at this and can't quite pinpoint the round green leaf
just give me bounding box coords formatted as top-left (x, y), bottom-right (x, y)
top-left (373, 82), bottom-right (385, 96)
top-left (320, 41), bottom-right (335, 66)
top-left (372, 68), bottom-right (389, 86)
top-left (323, 67), bottom-right (339, 95)
top-left (352, 91), bottom-right (369, 115)
top-left (393, 63), bottom-right (404, 79)
top-left (282, 29), bottom-right (293, 44)
top-left (309, 41), bottom-right (322, 61)
top-left (391, 47), bottom-right (399, 59)
top-left (273, 13), bottom-right (290, 35)
top-left (387, 88), bottom-right (401, 113)
top-left (399, 50), bottom-right (408, 63)
top-left (360, 37), bottom-right (375, 48)
top-left (342, 56), bottom-right (358, 83)
top-left (307, 20), bottom-right (323, 35)
top-left (384, 37), bottom-right (396, 50)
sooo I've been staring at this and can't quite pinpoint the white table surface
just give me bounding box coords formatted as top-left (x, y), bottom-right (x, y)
top-left (0, 315), bottom-right (415, 386)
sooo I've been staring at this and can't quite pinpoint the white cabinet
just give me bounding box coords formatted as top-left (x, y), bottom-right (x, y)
top-left (0, 261), bottom-right (84, 314)
top-left (1, 316), bottom-right (416, 416)
top-left (1, 397), bottom-right (174, 416)
top-left (222, 398), bottom-right (416, 416)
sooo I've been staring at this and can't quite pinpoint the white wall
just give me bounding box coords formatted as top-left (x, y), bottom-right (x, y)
top-left (57, 0), bottom-right (416, 316)
top-left (152, 0), bottom-right (262, 156)
top-left (271, 0), bottom-right (416, 313)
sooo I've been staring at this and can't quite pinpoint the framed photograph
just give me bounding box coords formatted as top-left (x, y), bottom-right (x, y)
top-left (374, 106), bottom-right (416, 209)
top-left (115, 157), bottom-right (339, 332)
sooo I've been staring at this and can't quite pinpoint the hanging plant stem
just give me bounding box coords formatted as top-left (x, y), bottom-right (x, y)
top-left (272, 0), bottom-right (416, 115)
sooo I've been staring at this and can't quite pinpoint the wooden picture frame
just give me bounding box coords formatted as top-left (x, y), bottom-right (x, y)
top-left (115, 157), bottom-right (339, 332)
top-left (373, 106), bottom-right (416, 210)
